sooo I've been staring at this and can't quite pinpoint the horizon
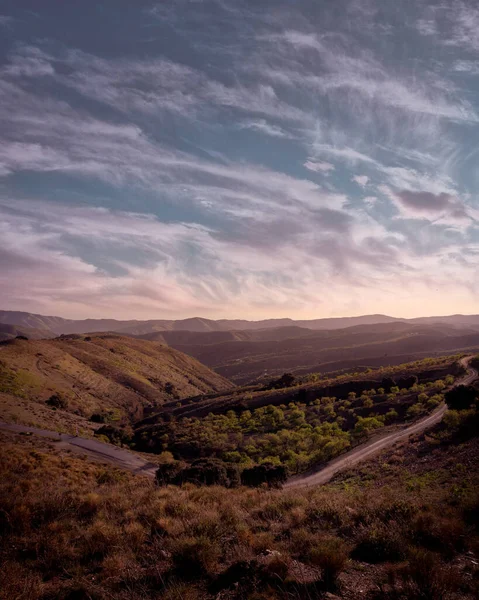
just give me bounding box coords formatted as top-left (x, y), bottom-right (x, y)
top-left (1, 1), bottom-right (479, 319)
top-left (1, 306), bottom-right (478, 323)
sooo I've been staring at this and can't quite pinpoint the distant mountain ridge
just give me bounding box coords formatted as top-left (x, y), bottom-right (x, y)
top-left (2, 309), bottom-right (479, 339)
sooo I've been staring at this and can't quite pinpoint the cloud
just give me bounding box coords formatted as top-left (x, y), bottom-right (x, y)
top-left (259, 30), bottom-right (477, 123)
top-left (0, 15), bottom-right (12, 27)
top-left (385, 188), bottom-right (474, 226)
top-left (303, 160), bottom-right (335, 173)
top-left (0, 197), bottom-right (411, 319)
top-left (353, 175), bottom-right (369, 188)
top-left (1, 2), bottom-right (479, 319)
top-left (363, 196), bottom-right (379, 208)
top-left (447, 2), bottom-right (479, 53)
top-left (396, 191), bottom-right (453, 213)
top-left (416, 19), bottom-right (438, 36)
top-left (240, 119), bottom-right (291, 138)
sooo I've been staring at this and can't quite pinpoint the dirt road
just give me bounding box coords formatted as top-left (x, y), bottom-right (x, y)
top-left (1, 356), bottom-right (476, 485)
top-left (0, 422), bottom-right (158, 478)
top-left (285, 355), bottom-right (478, 488)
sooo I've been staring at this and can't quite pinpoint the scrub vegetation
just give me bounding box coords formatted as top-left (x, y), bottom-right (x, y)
top-left (1, 396), bottom-right (478, 600)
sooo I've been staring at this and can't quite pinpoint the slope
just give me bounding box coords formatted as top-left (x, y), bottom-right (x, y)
top-left (167, 322), bottom-right (479, 384)
top-left (0, 322), bottom-right (56, 342)
top-left (0, 334), bottom-right (233, 434)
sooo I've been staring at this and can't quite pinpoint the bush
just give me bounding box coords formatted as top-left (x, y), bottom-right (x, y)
top-left (351, 526), bottom-right (406, 564)
top-left (159, 458), bottom-right (239, 487)
top-left (90, 413), bottom-right (107, 423)
top-left (384, 549), bottom-right (458, 600)
top-left (180, 458), bottom-right (231, 486)
top-left (308, 537), bottom-right (349, 589)
top-left (445, 385), bottom-right (478, 411)
top-left (241, 464), bottom-right (287, 488)
top-left (46, 394), bottom-right (69, 410)
top-left (407, 403), bottom-right (423, 418)
top-left (156, 460), bottom-right (186, 485)
top-left (397, 375), bottom-right (418, 389)
top-left (266, 373), bottom-right (296, 390)
top-left (94, 425), bottom-right (131, 446)
top-left (171, 536), bottom-right (220, 579)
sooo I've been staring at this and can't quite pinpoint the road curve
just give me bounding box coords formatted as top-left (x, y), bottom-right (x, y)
top-left (0, 422), bottom-right (158, 478)
top-left (285, 355), bottom-right (478, 489)
top-left (0, 357), bottom-right (477, 484)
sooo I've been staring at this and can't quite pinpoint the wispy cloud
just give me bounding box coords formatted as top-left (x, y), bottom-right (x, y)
top-left (303, 160), bottom-right (335, 173)
top-left (240, 119), bottom-right (291, 138)
top-left (0, 0), bottom-right (479, 318)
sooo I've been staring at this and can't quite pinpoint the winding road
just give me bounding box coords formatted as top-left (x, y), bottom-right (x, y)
top-left (0, 356), bottom-right (477, 486)
top-left (285, 355), bottom-right (478, 488)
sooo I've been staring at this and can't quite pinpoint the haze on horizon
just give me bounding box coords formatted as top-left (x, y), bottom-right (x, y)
top-left (1, 0), bottom-right (479, 321)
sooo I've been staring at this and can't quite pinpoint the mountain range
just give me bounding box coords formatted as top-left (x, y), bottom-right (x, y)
top-left (2, 310), bottom-right (479, 385)
top-left (2, 309), bottom-right (479, 338)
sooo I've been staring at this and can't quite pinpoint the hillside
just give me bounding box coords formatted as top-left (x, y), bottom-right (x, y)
top-left (137, 325), bottom-right (317, 346)
top-left (2, 309), bottom-right (479, 339)
top-left (165, 322), bottom-right (479, 384)
top-left (1, 392), bottom-right (478, 600)
top-left (0, 322), bottom-right (56, 341)
top-left (0, 334), bottom-right (232, 434)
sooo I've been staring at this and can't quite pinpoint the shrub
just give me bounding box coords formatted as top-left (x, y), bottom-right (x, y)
top-left (385, 409), bottom-right (398, 423)
top-left (443, 410), bottom-right (461, 429)
top-left (445, 385), bottom-right (478, 411)
top-left (156, 459), bottom-right (186, 485)
top-left (384, 549), bottom-right (458, 600)
top-left (90, 413), bottom-right (107, 423)
top-left (397, 375), bottom-right (418, 389)
top-left (173, 458), bottom-right (238, 487)
top-left (407, 403), bottom-right (423, 418)
top-left (241, 464), bottom-right (287, 488)
top-left (309, 536), bottom-right (349, 589)
top-left (171, 535), bottom-right (221, 579)
top-left (266, 373), bottom-right (296, 390)
top-left (46, 394), bottom-right (69, 410)
top-left (94, 425), bottom-right (131, 446)
top-left (351, 526), bottom-right (406, 564)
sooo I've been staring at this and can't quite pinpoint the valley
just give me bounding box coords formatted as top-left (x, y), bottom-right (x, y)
top-left (1, 314), bottom-right (479, 599)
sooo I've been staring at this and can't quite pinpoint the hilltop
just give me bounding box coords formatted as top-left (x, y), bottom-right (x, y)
top-left (2, 309), bottom-right (479, 339)
top-left (2, 311), bottom-right (479, 388)
top-left (163, 321), bottom-right (479, 384)
top-left (0, 334), bottom-right (232, 434)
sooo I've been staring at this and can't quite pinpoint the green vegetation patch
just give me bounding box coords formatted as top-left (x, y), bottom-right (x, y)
top-left (0, 363), bottom-right (44, 398)
top-left (135, 386), bottom-right (446, 475)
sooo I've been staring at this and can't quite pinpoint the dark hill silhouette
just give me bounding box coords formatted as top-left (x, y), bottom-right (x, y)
top-left (2, 309), bottom-right (479, 340)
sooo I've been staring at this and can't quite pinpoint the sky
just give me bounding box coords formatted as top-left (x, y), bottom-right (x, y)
top-left (1, 0), bottom-right (479, 320)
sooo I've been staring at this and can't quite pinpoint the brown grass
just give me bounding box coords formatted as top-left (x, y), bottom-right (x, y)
top-left (0, 335), bottom-right (232, 434)
top-left (0, 425), bottom-right (478, 600)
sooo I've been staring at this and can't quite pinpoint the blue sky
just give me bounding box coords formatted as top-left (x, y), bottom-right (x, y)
top-left (1, 0), bottom-right (478, 320)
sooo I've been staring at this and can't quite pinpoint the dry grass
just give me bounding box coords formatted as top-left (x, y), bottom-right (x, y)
top-left (1, 425), bottom-right (478, 600)
top-left (0, 335), bottom-right (232, 434)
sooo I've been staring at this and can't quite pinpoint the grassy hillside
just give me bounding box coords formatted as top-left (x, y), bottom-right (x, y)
top-left (166, 322), bottom-right (479, 384)
top-left (0, 334), bottom-right (232, 434)
top-left (1, 403), bottom-right (478, 599)
top-left (0, 322), bottom-right (56, 342)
